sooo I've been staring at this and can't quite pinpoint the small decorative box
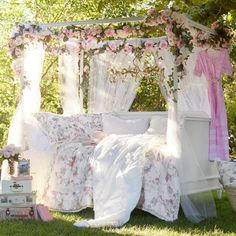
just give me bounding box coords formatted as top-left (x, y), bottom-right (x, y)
top-left (1, 179), bottom-right (32, 194)
top-left (0, 206), bottom-right (38, 220)
top-left (0, 192), bottom-right (36, 207)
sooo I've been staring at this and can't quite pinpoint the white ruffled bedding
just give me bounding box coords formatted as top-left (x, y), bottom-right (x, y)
top-left (74, 134), bottom-right (180, 227)
top-left (24, 113), bottom-right (180, 227)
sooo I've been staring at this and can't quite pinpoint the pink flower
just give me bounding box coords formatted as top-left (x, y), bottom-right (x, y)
top-left (14, 36), bottom-right (23, 46)
top-left (211, 21), bottom-right (220, 30)
top-left (14, 47), bottom-right (22, 56)
top-left (160, 10), bottom-right (171, 22)
top-left (165, 25), bottom-right (173, 33)
top-left (124, 44), bottom-right (133, 53)
top-left (92, 26), bottom-right (102, 36)
top-left (161, 15), bottom-right (169, 23)
top-left (196, 31), bottom-right (208, 40)
top-left (159, 40), bottom-right (168, 49)
top-left (108, 41), bottom-right (118, 51)
top-left (168, 38), bottom-right (175, 46)
top-left (84, 27), bottom-right (92, 36)
top-left (144, 40), bottom-right (155, 51)
top-left (65, 29), bottom-right (74, 38)
top-left (174, 55), bottom-right (183, 66)
top-left (87, 35), bottom-right (95, 41)
top-left (176, 39), bottom-right (185, 48)
top-left (116, 29), bottom-right (129, 38)
top-left (104, 28), bottom-right (115, 37)
top-left (147, 7), bottom-right (155, 16)
top-left (123, 25), bottom-right (132, 35)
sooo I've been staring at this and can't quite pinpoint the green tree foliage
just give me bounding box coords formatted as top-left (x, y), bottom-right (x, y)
top-left (0, 0), bottom-right (235, 153)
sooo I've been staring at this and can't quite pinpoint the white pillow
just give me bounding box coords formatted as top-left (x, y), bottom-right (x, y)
top-left (102, 114), bottom-right (149, 135)
top-left (147, 116), bottom-right (167, 135)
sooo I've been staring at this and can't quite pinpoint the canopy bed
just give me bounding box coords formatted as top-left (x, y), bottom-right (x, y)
top-left (3, 8), bottom-right (233, 227)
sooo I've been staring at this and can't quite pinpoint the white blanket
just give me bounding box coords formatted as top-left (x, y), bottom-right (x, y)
top-left (74, 134), bottom-right (180, 228)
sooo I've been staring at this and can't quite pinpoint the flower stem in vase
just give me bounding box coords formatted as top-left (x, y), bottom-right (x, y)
top-left (8, 160), bottom-right (14, 175)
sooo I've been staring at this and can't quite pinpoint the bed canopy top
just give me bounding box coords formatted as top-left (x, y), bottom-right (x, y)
top-left (9, 7), bottom-right (232, 113)
top-left (8, 7), bottom-right (232, 156)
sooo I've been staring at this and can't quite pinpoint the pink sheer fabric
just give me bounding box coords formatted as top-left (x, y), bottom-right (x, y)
top-left (194, 48), bottom-right (232, 161)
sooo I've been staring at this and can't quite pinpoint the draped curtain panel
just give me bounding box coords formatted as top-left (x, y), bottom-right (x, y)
top-left (178, 47), bottom-right (211, 116)
top-left (158, 47), bottom-right (217, 223)
top-left (88, 50), bottom-right (143, 113)
top-left (58, 39), bottom-right (82, 115)
top-left (7, 41), bottom-right (45, 147)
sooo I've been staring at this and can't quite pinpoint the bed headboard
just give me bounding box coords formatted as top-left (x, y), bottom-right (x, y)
top-left (116, 111), bottom-right (219, 193)
top-left (115, 111), bottom-right (167, 120)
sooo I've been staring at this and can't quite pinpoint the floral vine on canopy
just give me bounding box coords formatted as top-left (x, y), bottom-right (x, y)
top-left (8, 7), bottom-right (233, 100)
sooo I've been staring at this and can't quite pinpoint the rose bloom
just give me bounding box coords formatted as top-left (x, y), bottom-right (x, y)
top-left (108, 41), bottom-right (118, 51)
top-left (84, 27), bottom-right (92, 36)
top-left (159, 40), bottom-right (168, 49)
top-left (14, 36), bottom-right (23, 46)
top-left (168, 38), bottom-right (175, 46)
top-left (175, 55), bottom-right (183, 66)
top-left (211, 21), bottom-right (220, 30)
top-left (196, 31), bottom-right (208, 40)
top-left (147, 7), bottom-right (155, 16)
top-left (14, 47), bottom-right (22, 56)
top-left (176, 39), bottom-right (185, 48)
top-left (123, 25), bottom-right (132, 34)
top-left (165, 25), bottom-right (173, 33)
top-left (144, 40), bottom-right (154, 51)
top-left (116, 29), bottom-right (129, 38)
top-left (92, 26), bottom-right (102, 36)
top-left (124, 44), bottom-right (133, 53)
top-left (104, 28), bottom-right (115, 37)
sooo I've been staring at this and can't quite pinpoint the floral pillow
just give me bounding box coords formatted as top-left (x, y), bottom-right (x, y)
top-left (33, 112), bottom-right (102, 144)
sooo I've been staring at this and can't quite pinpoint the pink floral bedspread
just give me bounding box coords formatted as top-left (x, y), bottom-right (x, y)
top-left (32, 113), bottom-right (180, 221)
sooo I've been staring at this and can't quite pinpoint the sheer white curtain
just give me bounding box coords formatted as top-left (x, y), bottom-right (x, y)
top-left (2, 41), bottom-right (45, 180)
top-left (158, 47), bottom-right (217, 223)
top-left (88, 49), bottom-right (142, 113)
top-left (178, 47), bottom-right (211, 116)
top-left (58, 39), bottom-right (82, 114)
top-left (7, 41), bottom-right (45, 147)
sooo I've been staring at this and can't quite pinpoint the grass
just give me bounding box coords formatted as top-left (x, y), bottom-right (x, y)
top-left (0, 192), bottom-right (236, 236)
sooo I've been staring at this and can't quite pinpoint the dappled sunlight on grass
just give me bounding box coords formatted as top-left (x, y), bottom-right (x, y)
top-left (0, 193), bottom-right (236, 236)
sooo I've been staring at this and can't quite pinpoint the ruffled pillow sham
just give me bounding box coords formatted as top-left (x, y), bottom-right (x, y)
top-left (102, 113), bottom-right (149, 135)
top-left (32, 112), bottom-right (102, 144)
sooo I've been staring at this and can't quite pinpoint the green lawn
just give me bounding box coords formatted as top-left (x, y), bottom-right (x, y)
top-left (0, 192), bottom-right (236, 236)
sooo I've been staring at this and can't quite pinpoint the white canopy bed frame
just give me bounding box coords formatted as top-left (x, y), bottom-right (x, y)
top-left (4, 8), bottom-right (233, 227)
